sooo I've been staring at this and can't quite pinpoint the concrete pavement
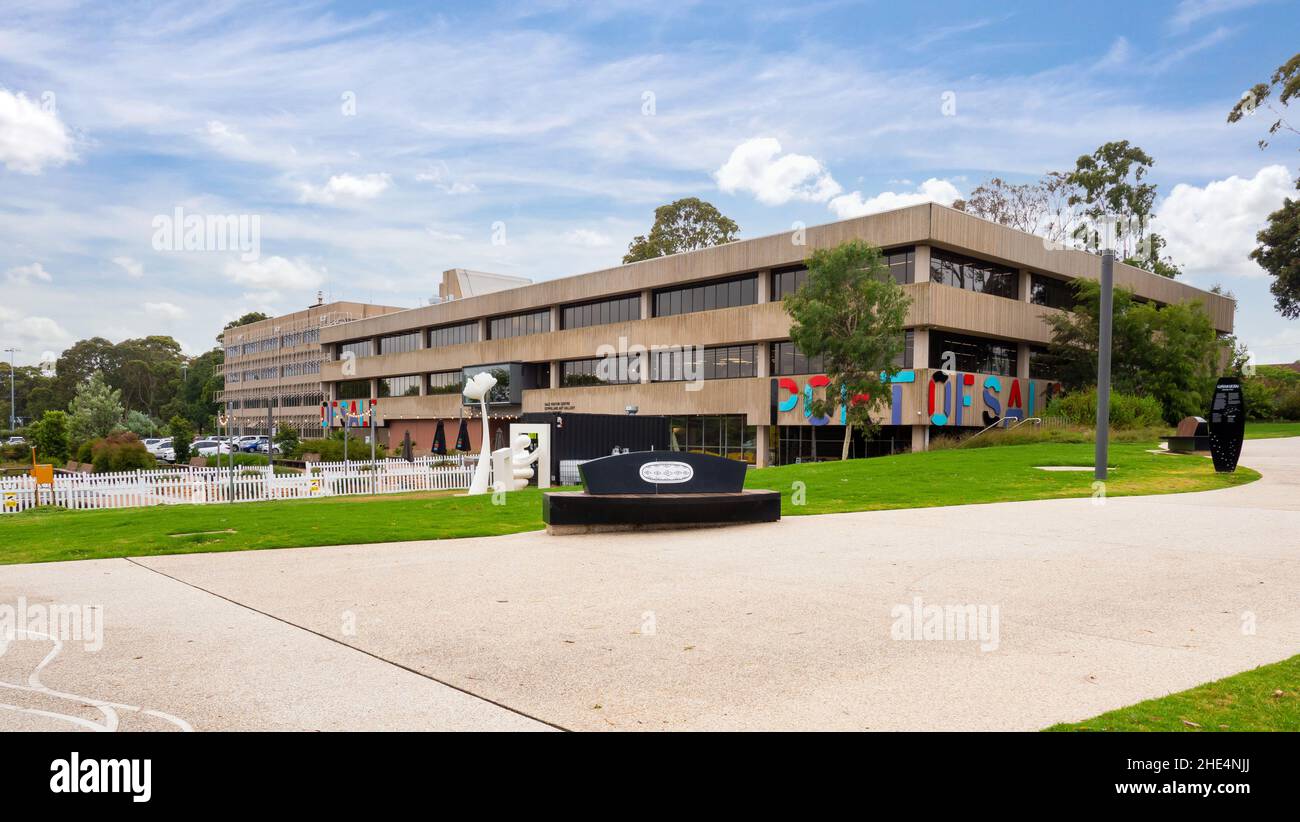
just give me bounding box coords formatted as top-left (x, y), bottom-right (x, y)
top-left (2, 437), bottom-right (1298, 731)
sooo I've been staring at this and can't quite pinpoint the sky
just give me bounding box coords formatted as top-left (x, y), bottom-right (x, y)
top-left (1, 0), bottom-right (1298, 368)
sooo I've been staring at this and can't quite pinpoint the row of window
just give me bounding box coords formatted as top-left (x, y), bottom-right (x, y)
top-left (930, 250), bottom-right (1020, 299)
top-left (224, 392), bottom-right (324, 410)
top-left (489, 309), bottom-right (551, 340)
top-left (771, 247), bottom-right (917, 301)
top-left (562, 294), bottom-right (641, 330)
top-left (669, 415), bottom-right (757, 464)
top-left (380, 331), bottom-right (421, 355)
top-left (281, 360), bottom-right (322, 378)
top-left (653, 274), bottom-right (757, 318)
top-left (431, 321), bottom-right (479, 348)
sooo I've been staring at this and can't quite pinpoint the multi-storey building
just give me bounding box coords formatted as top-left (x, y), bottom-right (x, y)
top-left (217, 300), bottom-right (406, 435)
top-left (317, 203), bottom-right (1234, 467)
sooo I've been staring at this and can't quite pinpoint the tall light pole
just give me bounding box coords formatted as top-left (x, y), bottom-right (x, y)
top-left (1095, 235), bottom-right (1115, 482)
top-left (4, 348), bottom-right (19, 431)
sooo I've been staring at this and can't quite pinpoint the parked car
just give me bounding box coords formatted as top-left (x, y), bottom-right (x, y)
top-left (156, 445), bottom-right (176, 463)
top-left (236, 435), bottom-right (268, 452)
top-left (254, 440), bottom-right (284, 455)
top-left (191, 440), bottom-right (235, 457)
top-left (143, 437), bottom-right (165, 451)
top-left (5, 436), bottom-right (25, 446)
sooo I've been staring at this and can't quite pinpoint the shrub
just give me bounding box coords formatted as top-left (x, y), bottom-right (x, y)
top-left (75, 440), bottom-right (95, 463)
top-left (1276, 386), bottom-right (1300, 421)
top-left (90, 432), bottom-right (155, 473)
top-left (1045, 389), bottom-right (1164, 429)
top-left (168, 416), bottom-right (195, 464)
top-left (306, 432), bottom-right (388, 462)
top-left (29, 410), bottom-right (70, 463)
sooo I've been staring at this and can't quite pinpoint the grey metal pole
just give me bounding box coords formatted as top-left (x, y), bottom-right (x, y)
top-left (1095, 248), bottom-right (1115, 481)
top-left (5, 348), bottom-right (18, 430)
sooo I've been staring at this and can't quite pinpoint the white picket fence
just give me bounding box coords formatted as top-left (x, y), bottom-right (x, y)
top-left (0, 459), bottom-right (475, 514)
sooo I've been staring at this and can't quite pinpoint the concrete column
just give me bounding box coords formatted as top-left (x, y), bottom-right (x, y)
top-left (913, 328), bottom-right (931, 370)
top-left (549, 361), bottom-right (560, 389)
top-left (911, 424), bottom-right (928, 453)
top-left (1020, 268), bottom-right (1033, 302)
top-left (418, 375), bottom-right (428, 396)
top-left (755, 424), bottom-right (771, 468)
top-left (914, 245), bottom-right (932, 284)
top-left (757, 269), bottom-right (771, 303)
top-left (640, 289), bottom-right (652, 320)
top-left (369, 378), bottom-right (379, 399)
top-left (477, 318), bottom-right (488, 341)
top-left (549, 305), bottom-right (560, 332)
top-left (1017, 342), bottom-right (1031, 380)
top-left (756, 341), bottom-right (770, 377)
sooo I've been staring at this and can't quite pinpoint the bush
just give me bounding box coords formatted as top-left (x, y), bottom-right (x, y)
top-left (75, 440), bottom-right (95, 463)
top-left (1045, 389), bottom-right (1164, 429)
top-left (1276, 387), bottom-right (1300, 421)
top-left (89, 432), bottom-right (156, 473)
top-left (302, 432), bottom-right (387, 462)
top-left (168, 415), bottom-right (195, 464)
top-left (124, 410), bottom-right (160, 438)
top-left (29, 410), bottom-right (69, 463)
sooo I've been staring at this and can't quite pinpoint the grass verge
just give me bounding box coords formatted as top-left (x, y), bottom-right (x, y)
top-left (0, 441), bottom-right (1259, 564)
top-left (1045, 655), bottom-right (1300, 731)
top-left (1245, 421), bottom-right (1300, 439)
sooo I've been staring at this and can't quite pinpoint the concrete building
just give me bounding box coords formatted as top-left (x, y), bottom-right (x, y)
top-left (217, 299), bottom-right (406, 435)
top-left (316, 204), bottom-right (1234, 467)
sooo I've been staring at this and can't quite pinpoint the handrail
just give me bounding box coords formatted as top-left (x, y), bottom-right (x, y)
top-left (961, 416), bottom-right (1042, 446)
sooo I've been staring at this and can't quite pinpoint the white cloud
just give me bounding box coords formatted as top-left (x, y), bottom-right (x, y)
top-left (1169, 0), bottom-right (1261, 31)
top-left (112, 255), bottom-right (144, 279)
top-left (0, 89), bottom-right (75, 174)
top-left (714, 137), bottom-right (841, 205)
top-left (563, 228), bottom-right (612, 248)
top-left (225, 256), bottom-right (325, 291)
top-left (143, 301), bottom-right (186, 320)
top-left (0, 313), bottom-right (71, 350)
top-left (3, 262), bottom-right (53, 285)
top-left (298, 173), bottom-right (392, 204)
top-left (205, 119), bottom-right (248, 145)
top-left (828, 178), bottom-right (963, 219)
top-left (1154, 164), bottom-right (1293, 279)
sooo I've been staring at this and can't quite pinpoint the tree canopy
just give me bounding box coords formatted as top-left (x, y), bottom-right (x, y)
top-left (783, 240), bottom-right (912, 459)
top-left (1045, 280), bottom-right (1222, 424)
top-left (623, 198), bottom-right (740, 263)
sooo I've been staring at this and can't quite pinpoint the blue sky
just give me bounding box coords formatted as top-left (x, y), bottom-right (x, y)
top-left (1, 0), bottom-right (1298, 367)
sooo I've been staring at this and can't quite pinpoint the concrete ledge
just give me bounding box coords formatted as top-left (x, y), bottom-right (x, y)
top-left (542, 489), bottom-right (780, 532)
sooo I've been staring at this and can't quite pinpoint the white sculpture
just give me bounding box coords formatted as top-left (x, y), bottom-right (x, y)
top-left (492, 434), bottom-right (543, 493)
top-left (462, 371), bottom-right (497, 495)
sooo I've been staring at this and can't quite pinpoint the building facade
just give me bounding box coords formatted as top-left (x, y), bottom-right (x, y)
top-left (217, 300), bottom-right (405, 436)
top-left (316, 204), bottom-right (1235, 467)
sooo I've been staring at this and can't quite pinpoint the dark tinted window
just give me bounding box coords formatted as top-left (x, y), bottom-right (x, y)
top-left (378, 375), bottom-right (421, 397)
top-left (489, 309), bottom-right (550, 339)
top-left (653, 274), bottom-right (758, 317)
top-left (928, 330), bottom-right (1018, 376)
top-left (562, 295), bottom-right (641, 329)
top-left (1029, 273), bottom-right (1075, 311)
top-left (930, 250), bottom-right (1019, 299)
top-left (379, 332), bottom-right (421, 355)
top-left (429, 321), bottom-right (479, 348)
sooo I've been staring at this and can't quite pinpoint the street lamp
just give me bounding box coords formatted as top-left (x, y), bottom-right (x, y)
top-left (4, 348), bottom-right (19, 431)
top-left (1095, 225), bottom-right (1116, 482)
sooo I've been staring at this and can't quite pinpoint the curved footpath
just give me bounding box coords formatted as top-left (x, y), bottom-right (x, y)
top-left (2, 437), bottom-right (1298, 731)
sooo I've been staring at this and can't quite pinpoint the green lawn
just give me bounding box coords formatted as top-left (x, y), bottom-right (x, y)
top-left (1245, 421), bottom-right (1300, 439)
top-left (1046, 654), bottom-right (1300, 732)
top-left (0, 442), bottom-right (1258, 565)
top-left (743, 441), bottom-right (1257, 516)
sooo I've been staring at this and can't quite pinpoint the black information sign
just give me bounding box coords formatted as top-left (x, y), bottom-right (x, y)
top-left (1208, 376), bottom-right (1245, 473)
top-left (578, 450), bottom-right (747, 494)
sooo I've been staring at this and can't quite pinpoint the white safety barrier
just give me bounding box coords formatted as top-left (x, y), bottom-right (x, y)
top-left (0, 460), bottom-right (474, 514)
